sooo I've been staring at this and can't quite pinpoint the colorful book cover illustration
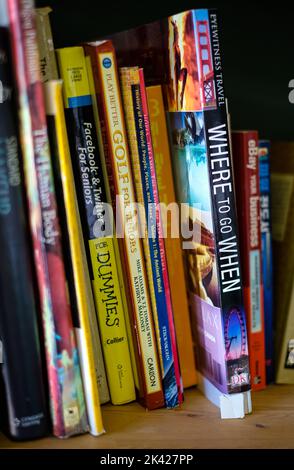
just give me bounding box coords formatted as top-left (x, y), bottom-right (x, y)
top-left (120, 66), bottom-right (182, 408)
top-left (166, 10), bottom-right (251, 399)
top-left (147, 84), bottom-right (197, 389)
top-left (0, 13), bottom-right (48, 440)
top-left (259, 140), bottom-right (274, 384)
top-left (45, 79), bottom-right (107, 435)
top-left (232, 131), bottom-right (266, 391)
top-left (84, 40), bottom-right (164, 410)
top-left (7, 0), bottom-right (89, 437)
top-left (56, 46), bottom-right (136, 406)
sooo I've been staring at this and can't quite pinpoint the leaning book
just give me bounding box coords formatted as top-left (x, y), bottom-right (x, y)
top-left (44, 79), bottom-right (106, 435)
top-left (270, 142), bottom-right (294, 384)
top-left (0, 10), bottom-right (48, 440)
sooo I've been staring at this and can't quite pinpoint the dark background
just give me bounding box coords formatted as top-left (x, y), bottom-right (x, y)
top-left (36, 0), bottom-right (294, 141)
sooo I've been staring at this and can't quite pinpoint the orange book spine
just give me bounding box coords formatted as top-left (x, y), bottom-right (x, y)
top-left (146, 85), bottom-right (197, 388)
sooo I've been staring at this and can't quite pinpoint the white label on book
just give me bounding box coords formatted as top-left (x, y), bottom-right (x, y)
top-left (285, 339), bottom-right (294, 368)
top-left (271, 173), bottom-right (294, 242)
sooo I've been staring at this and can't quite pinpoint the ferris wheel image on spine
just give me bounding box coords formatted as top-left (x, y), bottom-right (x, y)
top-left (224, 307), bottom-right (247, 361)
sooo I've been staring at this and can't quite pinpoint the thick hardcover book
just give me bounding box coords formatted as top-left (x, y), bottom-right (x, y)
top-left (269, 142), bottom-right (294, 383)
top-left (44, 80), bottom-right (106, 435)
top-left (84, 40), bottom-right (164, 410)
top-left (7, 0), bottom-right (88, 437)
top-left (120, 67), bottom-right (183, 408)
top-left (56, 46), bottom-right (136, 406)
top-left (258, 140), bottom-right (274, 384)
top-left (0, 18), bottom-right (48, 441)
top-left (147, 84), bottom-right (197, 389)
top-left (109, 10), bottom-right (251, 416)
top-left (232, 131), bottom-right (266, 391)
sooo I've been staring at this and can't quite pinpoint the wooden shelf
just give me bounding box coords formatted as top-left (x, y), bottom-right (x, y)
top-left (1, 385), bottom-right (294, 449)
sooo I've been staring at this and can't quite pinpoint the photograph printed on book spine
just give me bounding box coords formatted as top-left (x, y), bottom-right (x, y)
top-left (166, 9), bottom-right (250, 394)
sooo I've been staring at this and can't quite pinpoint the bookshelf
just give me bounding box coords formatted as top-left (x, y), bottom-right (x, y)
top-left (1, 385), bottom-right (294, 449)
top-left (0, 0), bottom-right (293, 452)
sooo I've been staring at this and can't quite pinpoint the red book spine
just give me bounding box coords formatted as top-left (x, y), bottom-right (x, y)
top-left (232, 131), bottom-right (266, 391)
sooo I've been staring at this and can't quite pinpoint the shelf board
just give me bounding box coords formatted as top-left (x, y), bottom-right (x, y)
top-left (1, 384), bottom-right (294, 449)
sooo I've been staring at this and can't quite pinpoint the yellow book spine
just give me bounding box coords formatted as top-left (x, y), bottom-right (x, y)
top-left (56, 47), bottom-right (136, 405)
top-left (44, 80), bottom-right (104, 436)
top-left (86, 56), bottom-right (140, 391)
top-left (146, 85), bottom-right (197, 388)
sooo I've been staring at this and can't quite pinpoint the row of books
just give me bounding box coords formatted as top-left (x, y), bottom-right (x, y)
top-left (0, 0), bottom-right (291, 442)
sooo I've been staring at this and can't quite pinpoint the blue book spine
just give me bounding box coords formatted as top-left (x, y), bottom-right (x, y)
top-left (259, 140), bottom-right (274, 384)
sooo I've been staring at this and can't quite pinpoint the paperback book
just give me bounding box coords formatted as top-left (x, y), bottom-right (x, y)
top-left (232, 131), bottom-right (266, 391)
top-left (44, 79), bottom-right (106, 435)
top-left (259, 140), bottom-right (274, 384)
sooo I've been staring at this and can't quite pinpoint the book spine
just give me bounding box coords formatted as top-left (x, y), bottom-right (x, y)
top-left (258, 140), bottom-right (274, 384)
top-left (234, 132), bottom-right (266, 390)
top-left (7, 0), bottom-right (89, 437)
top-left (232, 131), bottom-right (266, 391)
top-left (56, 46), bottom-right (136, 406)
top-left (146, 84), bottom-right (197, 389)
top-left (87, 42), bottom-right (164, 410)
top-left (125, 67), bottom-right (182, 407)
top-left (35, 7), bottom-right (58, 83)
top-left (0, 20), bottom-right (48, 441)
top-left (196, 9), bottom-right (251, 394)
